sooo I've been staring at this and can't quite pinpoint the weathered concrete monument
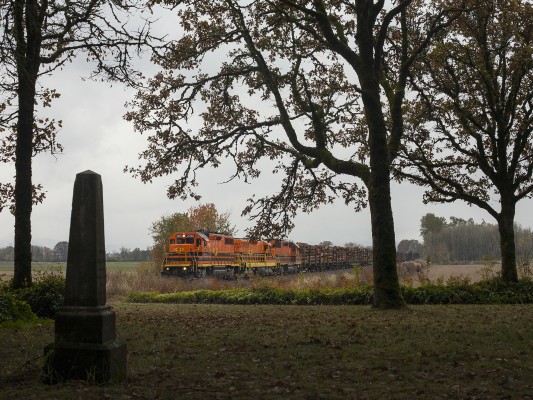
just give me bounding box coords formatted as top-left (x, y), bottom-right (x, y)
top-left (44, 171), bottom-right (127, 383)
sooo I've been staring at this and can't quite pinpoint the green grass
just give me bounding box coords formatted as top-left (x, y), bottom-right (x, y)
top-left (1, 303), bottom-right (532, 399)
top-left (106, 261), bottom-right (145, 272)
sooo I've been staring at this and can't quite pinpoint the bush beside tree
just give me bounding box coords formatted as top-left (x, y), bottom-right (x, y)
top-left (0, 270), bottom-right (65, 320)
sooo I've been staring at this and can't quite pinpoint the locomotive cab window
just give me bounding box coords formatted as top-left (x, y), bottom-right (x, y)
top-left (196, 238), bottom-right (201, 247)
top-left (170, 239), bottom-right (175, 244)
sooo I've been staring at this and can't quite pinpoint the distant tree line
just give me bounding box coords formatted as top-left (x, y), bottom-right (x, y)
top-left (106, 247), bottom-right (152, 263)
top-left (0, 242), bottom-right (151, 263)
top-left (397, 214), bottom-right (533, 264)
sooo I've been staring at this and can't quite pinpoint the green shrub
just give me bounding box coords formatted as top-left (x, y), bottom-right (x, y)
top-left (15, 271), bottom-right (65, 318)
top-left (0, 292), bottom-right (37, 324)
top-left (401, 279), bottom-right (533, 304)
top-left (127, 291), bottom-right (160, 303)
top-left (126, 279), bottom-right (533, 305)
top-left (126, 286), bottom-right (376, 305)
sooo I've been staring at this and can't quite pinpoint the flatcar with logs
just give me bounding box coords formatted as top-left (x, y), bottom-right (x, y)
top-left (160, 230), bottom-right (413, 278)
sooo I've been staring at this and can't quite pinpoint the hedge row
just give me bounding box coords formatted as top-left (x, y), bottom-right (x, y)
top-left (126, 279), bottom-right (533, 305)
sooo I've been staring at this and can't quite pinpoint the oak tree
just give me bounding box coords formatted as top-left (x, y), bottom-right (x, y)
top-left (419, 213), bottom-right (447, 238)
top-left (52, 240), bottom-right (69, 262)
top-left (150, 203), bottom-right (236, 247)
top-left (0, 0), bottom-right (152, 287)
top-left (396, 239), bottom-right (422, 255)
top-left (399, 0), bottom-right (533, 281)
top-left (188, 203), bottom-right (236, 235)
top-left (127, 0), bottom-right (461, 308)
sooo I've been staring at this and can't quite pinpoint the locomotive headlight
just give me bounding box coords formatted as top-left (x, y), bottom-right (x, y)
top-left (183, 267), bottom-right (187, 271)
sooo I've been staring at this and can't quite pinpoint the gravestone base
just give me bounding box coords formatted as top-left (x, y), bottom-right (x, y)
top-left (54, 306), bottom-right (117, 344)
top-left (43, 340), bottom-right (127, 384)
top-left (43, 305), bottom-right (127, 384)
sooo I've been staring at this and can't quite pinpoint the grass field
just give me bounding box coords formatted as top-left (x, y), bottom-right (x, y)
top-left (1, 303), bottom-right (532, 399)
top-left (0, 261), bottom-right (144, 276)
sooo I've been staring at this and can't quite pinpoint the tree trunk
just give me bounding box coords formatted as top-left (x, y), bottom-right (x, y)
top-left (12, 73), bottom-right (36, 288)
top-left (368, 155), bottom-right (406, 309)
top-left (12, 0), bottom-right (40, 288)
top-left (498, 196), bottom-right (518, 282)
top-left (362, 81), bottom-right (406, 309)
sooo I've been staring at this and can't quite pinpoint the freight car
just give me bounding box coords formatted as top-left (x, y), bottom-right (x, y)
top-left (161, 230), bottom-right (376, 278)
top-left (297, 243), bottom-right (372, 271)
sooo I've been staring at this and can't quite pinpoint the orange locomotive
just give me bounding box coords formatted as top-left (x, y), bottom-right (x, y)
top-left (161, 231), bottom-right (301, 278)
top-left (163, 231), bottom-right (237, 278)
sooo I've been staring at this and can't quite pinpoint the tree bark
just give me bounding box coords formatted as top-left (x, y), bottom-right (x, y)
top-left (368, 179), bottom-right (405, 308)
top-left (13, 80), bottom-right (35, 288)
top-left (498, 195), bottom-right (518, 282)
top-left (12, 0), bottom-right (40, 288)
top-left (362, 77), bottom-right (406, 309)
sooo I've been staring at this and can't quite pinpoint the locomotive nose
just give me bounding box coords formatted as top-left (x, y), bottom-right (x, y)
top-left (171, 245), bottom-right (189, 253)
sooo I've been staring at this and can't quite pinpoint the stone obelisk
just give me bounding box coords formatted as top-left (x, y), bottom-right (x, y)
top-left (44, 171), bottom-right (127, 383)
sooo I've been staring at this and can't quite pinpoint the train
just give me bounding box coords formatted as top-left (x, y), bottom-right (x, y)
top-left (160, 230), bottom-right (419, 278)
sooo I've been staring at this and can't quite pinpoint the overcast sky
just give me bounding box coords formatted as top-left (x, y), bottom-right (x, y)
top-left (1, 19), bottom-right (532, 253)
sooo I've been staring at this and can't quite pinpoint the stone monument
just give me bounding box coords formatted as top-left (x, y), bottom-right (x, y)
top-left (44, 171), bottom-right (127, 384)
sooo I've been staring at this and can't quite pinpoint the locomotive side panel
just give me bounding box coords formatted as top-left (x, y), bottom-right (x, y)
top-left (234, 239), bottom-right (277, 271)
top-left (271, 240), bottom-right (302, 273)
top-left (207, 233), bottom-right (238, 267)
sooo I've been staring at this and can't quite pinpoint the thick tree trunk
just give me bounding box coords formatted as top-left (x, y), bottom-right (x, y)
top-left (362, 79), bottom-right (406, 309)
top-left (12, 0), bottom-right (41, 288)
top-left (12, 78), bottom-right (36, 288)
top-left (498, 197), bottom-right (518, 282)
top-left (368, 178), bottom-right (405, 309)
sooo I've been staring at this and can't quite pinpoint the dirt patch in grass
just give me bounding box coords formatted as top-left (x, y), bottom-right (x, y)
top-left (1, 303), bottom-right (532, 399)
